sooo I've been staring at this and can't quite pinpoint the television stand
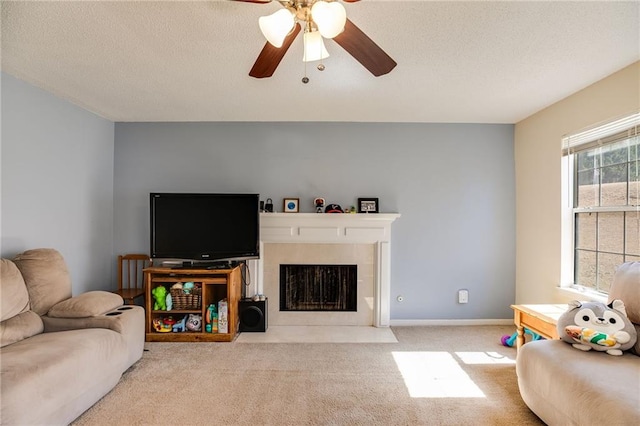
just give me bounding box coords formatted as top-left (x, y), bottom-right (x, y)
top-left (144, 266), bottom-right (241, 342)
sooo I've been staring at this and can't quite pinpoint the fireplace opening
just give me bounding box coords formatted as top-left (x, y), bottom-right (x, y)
top-left (280, 264), bottom-right (357, 311)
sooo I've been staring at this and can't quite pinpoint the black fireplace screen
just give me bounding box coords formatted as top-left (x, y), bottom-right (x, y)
top-left (280, 264), bottom-right (357, 311)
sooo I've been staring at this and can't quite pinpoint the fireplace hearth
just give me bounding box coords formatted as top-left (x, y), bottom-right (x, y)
top-left (280, 264), bottom-right (357, 312)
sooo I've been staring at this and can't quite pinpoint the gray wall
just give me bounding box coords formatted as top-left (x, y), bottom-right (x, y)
top-left (1, 73), bottom-right (115, 294)
top-left (115, 122), bottom-right (515, 320)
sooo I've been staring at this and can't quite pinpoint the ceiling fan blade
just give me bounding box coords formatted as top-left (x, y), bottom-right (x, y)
top-left (333, 19), bottom-right (397, 77)
top-left (249, 23), bottom-right (302, 78)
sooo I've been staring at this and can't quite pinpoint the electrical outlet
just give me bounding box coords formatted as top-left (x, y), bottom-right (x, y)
top-left (458, 289), bottom-right (469, 304)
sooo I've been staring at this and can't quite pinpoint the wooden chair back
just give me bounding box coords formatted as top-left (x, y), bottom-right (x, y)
top-left (116, 254), bottom-right (151, 304)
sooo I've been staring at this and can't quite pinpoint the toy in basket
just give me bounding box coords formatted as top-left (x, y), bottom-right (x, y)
top-left (170, 282), bottom-right (202, 310)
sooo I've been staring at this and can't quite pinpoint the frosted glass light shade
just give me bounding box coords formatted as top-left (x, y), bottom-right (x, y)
top-left (303, 31), bottom-right (330, 62)
top-left (259, 9), bottom-right (295, 48)
top-left (311, 1), bottom-right (346, 39)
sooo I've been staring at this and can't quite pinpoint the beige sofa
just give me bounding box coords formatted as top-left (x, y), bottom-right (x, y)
top-left (516, 261), bottom-right (640, 425)
top-left (0, 248), bottom-right (145, 425)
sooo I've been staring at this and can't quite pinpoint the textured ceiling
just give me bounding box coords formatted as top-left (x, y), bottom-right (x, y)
top-left (1, 0), bottom-right (638, 123)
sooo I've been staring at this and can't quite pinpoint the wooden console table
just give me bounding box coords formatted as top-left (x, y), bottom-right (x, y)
top-left (510, 304), bottom-right (567, 350)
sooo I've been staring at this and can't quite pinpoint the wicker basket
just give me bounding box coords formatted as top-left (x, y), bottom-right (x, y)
top-left (170, 286), bottom-right (201, 310)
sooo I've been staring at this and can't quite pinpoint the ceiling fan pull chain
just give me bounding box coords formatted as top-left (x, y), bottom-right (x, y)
top-left (302, 52), bottom-right (309, 84)
top-left (318, 35), bottom-right (325, 71)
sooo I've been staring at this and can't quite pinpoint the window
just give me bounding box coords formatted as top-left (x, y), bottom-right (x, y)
top-left (563, 113), bottom-right (640, 294)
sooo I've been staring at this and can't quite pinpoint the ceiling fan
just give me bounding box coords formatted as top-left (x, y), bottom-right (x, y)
top-left (235, 0), bottom-right (397, 80)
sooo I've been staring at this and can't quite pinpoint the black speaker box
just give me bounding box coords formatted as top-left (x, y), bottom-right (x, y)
top-left (239, 299), bottom-right (268, 332)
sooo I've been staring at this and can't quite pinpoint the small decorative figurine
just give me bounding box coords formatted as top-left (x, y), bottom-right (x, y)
top-left (314, 198), bottom-right (325, 213)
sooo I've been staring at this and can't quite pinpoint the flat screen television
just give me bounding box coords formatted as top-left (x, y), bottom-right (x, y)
top-left (150, 193), bottom-right (260, 263)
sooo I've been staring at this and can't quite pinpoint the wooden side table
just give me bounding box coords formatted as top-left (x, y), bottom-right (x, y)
top-left (510, 304), bottom-right (567, 350)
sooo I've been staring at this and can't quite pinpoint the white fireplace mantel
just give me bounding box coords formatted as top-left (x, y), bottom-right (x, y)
top-left (250, 212), bottom-right (400, 327)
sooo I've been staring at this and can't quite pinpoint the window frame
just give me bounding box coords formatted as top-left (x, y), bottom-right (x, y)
top-left (562, 113), bottom-right (639, 295)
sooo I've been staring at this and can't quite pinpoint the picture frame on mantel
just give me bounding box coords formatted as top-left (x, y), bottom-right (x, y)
top-left (357, 198), bottom-right (379, 213)
top-left (283, 198), bottom-right (300, 213)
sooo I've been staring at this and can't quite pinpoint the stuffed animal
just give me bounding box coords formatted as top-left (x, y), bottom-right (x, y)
top-left (172, 316), bottom-right (187, 332)
top-left (557, 300), bottom-right (637, 356)
top-left (186, 314), bottom-right (202, 332)
top-left (182, 282), bottom-right (195, 294)
top-left (152, 286), bottom-right (168, 311)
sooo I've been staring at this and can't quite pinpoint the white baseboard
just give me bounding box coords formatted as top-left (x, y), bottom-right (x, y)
top-left (390, 319), bottom-right (514, 327)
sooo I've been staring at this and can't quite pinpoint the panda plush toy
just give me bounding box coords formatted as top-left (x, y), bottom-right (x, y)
top-left (556, 300), bottom-right (637, 356)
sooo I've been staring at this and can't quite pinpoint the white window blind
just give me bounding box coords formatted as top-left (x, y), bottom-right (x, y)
top-left (562, 112), bottom-right (640, 155)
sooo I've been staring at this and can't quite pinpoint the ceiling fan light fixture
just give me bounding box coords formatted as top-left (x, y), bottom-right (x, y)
top-left (302, 30), bottom-right (329, 62)
top-left (247, 0), bottom-right (397, 79)
top-left (311, 1), bottom-right (346, 39)
top-left (259, 9), bottom-right (295, 48)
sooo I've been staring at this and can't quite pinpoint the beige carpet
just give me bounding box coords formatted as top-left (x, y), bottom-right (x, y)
top-left (236, 326), bottom-right (399, 343)
top-left (72, 326), bottom-right (544, 425)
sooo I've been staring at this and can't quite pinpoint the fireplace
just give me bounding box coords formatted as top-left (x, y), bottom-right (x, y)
top-left (263, 244), bottom-right (372, 326)
top-left (280, 264), bottom-right (357, 312)
top-left (247, 213), bottom-right (400, 327)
